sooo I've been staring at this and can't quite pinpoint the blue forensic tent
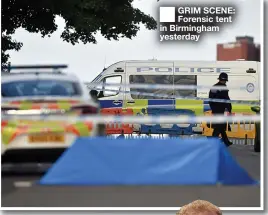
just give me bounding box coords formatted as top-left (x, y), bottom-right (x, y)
top-left (39, 137), bottom-right (257, 185)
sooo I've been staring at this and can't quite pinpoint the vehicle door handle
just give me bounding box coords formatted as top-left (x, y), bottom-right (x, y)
top-left (113, 100), bottom-right (122, 105)
top-left (127, 101), bottom-right (135, 104)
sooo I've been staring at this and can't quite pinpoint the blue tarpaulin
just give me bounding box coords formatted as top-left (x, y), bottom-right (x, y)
top-left (39, 137), bottom-right (257, 185)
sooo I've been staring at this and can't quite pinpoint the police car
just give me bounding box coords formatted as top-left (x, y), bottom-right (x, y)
top-left (1, 65), bottom-right (104, 167)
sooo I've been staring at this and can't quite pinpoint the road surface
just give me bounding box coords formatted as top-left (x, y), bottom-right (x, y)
top-left (1, 144), bottom-right (261, 208)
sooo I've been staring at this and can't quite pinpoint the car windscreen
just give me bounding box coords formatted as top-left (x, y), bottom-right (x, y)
top-left (1, 79), bottom-right (82, 97)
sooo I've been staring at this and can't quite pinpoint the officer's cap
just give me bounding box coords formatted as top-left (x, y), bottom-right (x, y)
top-left (218, 72), bottom-right (228, 81)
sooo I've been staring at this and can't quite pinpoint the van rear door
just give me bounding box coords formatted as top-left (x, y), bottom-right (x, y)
top-left (198, 73), bottom-right (259, 113)
top-left (197, 74), bottom-right (259, 100)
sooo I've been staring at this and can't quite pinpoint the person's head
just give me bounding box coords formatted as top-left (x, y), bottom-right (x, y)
top-left (218, 72), bottom-right (228, 84)
top-left (176, 200), bottom-right (222, 215)
top-left (90, 89), bottom-right (98, 100)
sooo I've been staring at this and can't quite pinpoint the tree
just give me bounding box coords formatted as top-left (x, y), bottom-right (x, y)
top-left (1, 0), bottom-right (157, 69)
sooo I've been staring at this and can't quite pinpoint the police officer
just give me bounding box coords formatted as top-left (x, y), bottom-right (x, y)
top-left (209, 72), bottom-right (233, 147)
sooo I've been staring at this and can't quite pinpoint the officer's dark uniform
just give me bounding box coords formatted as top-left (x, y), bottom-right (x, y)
top-left (208, 72), bottom-right (233, 147)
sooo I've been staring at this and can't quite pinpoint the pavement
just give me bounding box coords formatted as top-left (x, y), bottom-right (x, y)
top-left (1, 144), bottom-right (261, 208)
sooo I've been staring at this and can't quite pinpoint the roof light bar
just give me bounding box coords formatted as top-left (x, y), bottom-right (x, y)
top-left (2, 64), bottom-right (68, 72)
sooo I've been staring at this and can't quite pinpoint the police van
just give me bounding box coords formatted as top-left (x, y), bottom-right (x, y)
top-left (89, 60), bottom-right (260, 133)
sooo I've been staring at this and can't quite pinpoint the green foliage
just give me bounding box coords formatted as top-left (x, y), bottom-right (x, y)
top-left (1, 0), bottom-right (157, 68)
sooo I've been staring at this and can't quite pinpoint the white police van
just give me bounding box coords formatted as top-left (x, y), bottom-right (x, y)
top-left (90, 60), bottom-right (260, 111)
top-left (88, 60), bottom-right (260, 134)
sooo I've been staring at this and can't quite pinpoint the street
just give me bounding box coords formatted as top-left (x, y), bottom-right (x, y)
top-left (1, 144), bottom-right (261, 207)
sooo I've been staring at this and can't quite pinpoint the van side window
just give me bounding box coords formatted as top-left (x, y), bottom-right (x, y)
top-left (102, 75), bottom-right (122, 97)
top-left (129, 75), bottom-right (173, 99)
top-left (174, 75), bottom-right (197, 97)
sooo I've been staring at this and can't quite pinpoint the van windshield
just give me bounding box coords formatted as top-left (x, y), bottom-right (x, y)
top-left (91, 74), bottom-right (103, 83)
top-left (2, 80), bottom-right (82, 97)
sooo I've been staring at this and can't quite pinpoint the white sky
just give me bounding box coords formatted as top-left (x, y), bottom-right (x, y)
top-left (8, 0), bottom-right (261, 82)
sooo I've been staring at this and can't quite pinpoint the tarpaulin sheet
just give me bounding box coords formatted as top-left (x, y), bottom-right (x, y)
top-left (39, 137), bottom-right (257, 185)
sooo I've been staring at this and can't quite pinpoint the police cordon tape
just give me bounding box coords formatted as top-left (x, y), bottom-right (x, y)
top-left (85, 82), bottom-right (259, 91)
top-left (91, 87), bottom-right (260, 105)
top-left (2, 114), bottom-right (261, 124)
